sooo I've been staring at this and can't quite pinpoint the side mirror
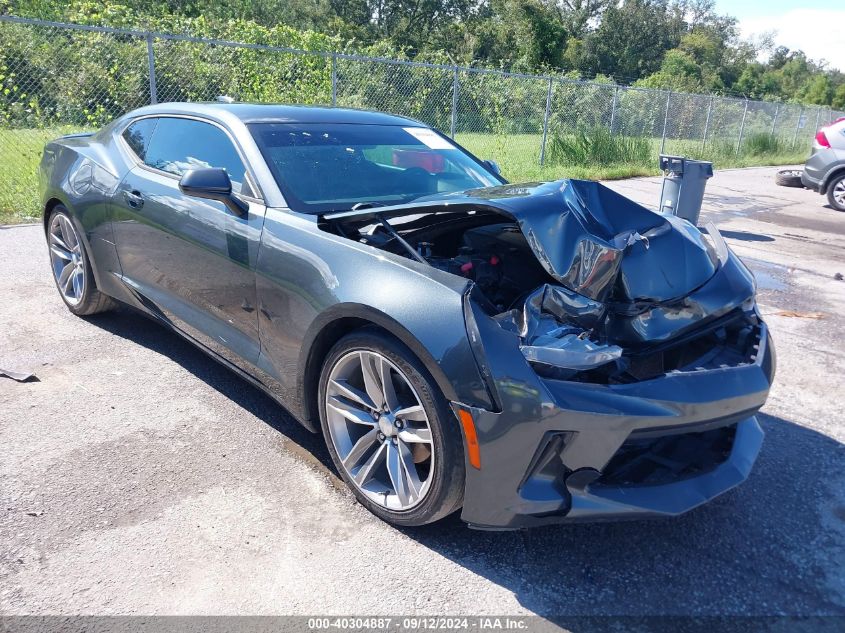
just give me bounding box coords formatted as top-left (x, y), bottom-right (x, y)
top-left (179, 168), bottom-right (248, 216)
top-left (482, 159), bottom-right (502, 177)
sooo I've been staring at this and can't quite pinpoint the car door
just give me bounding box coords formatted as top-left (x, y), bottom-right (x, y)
top-left (112, 115), bottom-right (266, 371)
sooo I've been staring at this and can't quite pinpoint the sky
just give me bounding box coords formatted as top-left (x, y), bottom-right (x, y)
top-left (715, 0), bottom-right (845, 72)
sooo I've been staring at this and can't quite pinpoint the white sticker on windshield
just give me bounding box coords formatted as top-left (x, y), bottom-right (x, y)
top-left (403, 127), bottom-right (455, 150)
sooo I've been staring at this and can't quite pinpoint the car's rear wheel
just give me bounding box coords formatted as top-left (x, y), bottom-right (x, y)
top-left (47, 206), bottom-right (115, 315)
top-left (827, 174), bottom-right (845, 211)
top-left (775, 169), bottom-right (803, 188)
top-left (318, 329), bottom-right (464, 526)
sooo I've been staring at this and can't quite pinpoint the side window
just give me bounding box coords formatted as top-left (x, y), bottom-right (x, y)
top-left (143, 117), bottom-right (248, 191)
top-left (122, 118), bottom-right (158, 161)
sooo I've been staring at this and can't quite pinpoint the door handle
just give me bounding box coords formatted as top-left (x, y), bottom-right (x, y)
top-left (123, 190), bottom-right (144, 209)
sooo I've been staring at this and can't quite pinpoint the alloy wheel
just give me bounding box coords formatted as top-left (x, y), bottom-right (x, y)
top-left (833, 180), bottom-right (845, 208)
top-left (325, 350), bottom-right (434, 511)
top-left (48, 213), bottom-right (86, 306)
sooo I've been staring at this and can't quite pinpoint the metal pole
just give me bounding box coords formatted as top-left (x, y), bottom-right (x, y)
top-left (450, 66), bottom-right (458, 139)
top-left (770, 103), bottom-right (779, 139)
top-left (736, 99), bottom-right (749, 157)
top-left (146, 33), bottom-right (157, 105)
top-left (814, 107), bottom-right (822, 136)
top-left (330, 54), bottom-right (337, 106)
top-left (609, 85), bottom-right (618, 135)
top-left (660, 90), bottom-right (671, 154)
top-left (539, 78), bottom-right (553, 166)
top-left (791, 107), bottom-right (803, 149)
top-left (701, 95), bottom-right (713, 152)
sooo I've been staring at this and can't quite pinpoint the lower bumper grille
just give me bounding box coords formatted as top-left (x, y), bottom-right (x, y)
top-left (594, 424), bottom-right (737, 487)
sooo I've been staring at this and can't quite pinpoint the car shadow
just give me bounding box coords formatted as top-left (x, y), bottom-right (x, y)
top-left (719, 229), bottom-right (775, 242)
top-left (85, 308), bottom-right (845, 620)
top-left (84, 308), bottom-right (335, 471)
top-left (400, 413), bottom-right (845, 620)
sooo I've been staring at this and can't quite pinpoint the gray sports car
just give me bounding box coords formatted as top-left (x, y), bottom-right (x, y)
top-left (39, 103), bottom-right (775, 529)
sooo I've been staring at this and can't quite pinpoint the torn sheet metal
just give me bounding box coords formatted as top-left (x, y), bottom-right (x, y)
top-left (513, 284), bottom-right (604, 338)
top-left (521, 332), bottom-right (622, 371)
top-left (496, 284), bottom-right (621, 371)
top-left (603, 244), bottom-right (756, 346)
top-left (514, 218), bottom-right (754, 349)
top-left (455, 180), bottom-right (720, 304)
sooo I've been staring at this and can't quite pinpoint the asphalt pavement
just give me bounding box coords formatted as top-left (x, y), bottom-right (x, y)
top-left (1, 166), bottom-right (844, 621)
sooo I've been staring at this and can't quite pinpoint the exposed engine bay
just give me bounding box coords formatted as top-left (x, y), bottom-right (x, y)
top-left (366, 219), bottom-right (551, 312)
top-left (322, 179), bottom-right (761, 385)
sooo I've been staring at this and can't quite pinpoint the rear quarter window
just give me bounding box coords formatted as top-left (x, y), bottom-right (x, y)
top-left (122, 118), bottom-right (158, 161)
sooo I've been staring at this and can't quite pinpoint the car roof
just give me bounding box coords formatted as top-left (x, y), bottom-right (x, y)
top-left (127, 102), bottom-right (427, 127)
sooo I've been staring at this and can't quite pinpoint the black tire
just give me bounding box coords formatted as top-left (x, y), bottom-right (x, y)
top-left (318, 328), bottom-right (465, 527)
top-left (775, 169), bottom-right (803, 188)
top-left (47, 206), bottom-right (117, 316)
top-left (827, 174), bottom-right (845, 212)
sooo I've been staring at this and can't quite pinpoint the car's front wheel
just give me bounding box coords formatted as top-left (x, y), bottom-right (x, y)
top-left (318, 329), bottom-right (465, 526)
top-left (827, 174), bottom-right (845, 212)
top-left (47, 206), bottom-right (115, 315)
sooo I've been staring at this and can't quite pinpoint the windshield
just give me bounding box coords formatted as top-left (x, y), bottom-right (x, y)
top-left (249, 123), bottom-right (502, 213)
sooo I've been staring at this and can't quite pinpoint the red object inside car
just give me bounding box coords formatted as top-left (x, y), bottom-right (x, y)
top-left (392, 149), bottom-right (445, 173)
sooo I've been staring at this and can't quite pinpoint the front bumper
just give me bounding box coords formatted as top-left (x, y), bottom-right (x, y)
top-left (455, 309), bottom-right (775, 530)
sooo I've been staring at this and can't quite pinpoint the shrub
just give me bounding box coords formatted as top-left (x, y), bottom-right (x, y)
top-left (741, 132), bottom-right (784, 156)
top-left (548, 126), bottom-right (651, 166)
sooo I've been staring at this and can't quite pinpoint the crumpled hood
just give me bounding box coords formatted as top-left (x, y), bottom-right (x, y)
top-left (422, 179), bottom-right (719, 304)
top-left (326, 178), bottom-right (753, 350)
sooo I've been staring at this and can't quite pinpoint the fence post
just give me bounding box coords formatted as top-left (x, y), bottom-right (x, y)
top-left (736, 99), bottom-right (749, 157)
top-left (701, 95), bottom-right (714, 152)
top-left (770, 103), bottom-right (779, 139)
top-left (609, 85), bottom-right (618, 135)
top-left (791, 107), bottom-right (803, 148)
top-left (539, 78), bottom-right (553, 166)
top-left (813, 107), bottom-right (822, 135)
top-left (660, 90), bottom-right (671, 154)
top-left (146, 33), bottom-right (157, 105)
top-left (330, 54), bottom-right (337, 106)
top-left (450, 66), bottom-right (459, 139)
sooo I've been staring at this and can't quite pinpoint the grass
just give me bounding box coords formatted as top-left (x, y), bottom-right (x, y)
top-left (1, 127), bottom-right (809, 225)
top-left (458, 130), bottom-right (808, 183)
top-left (548, 126), bottom-right (652, 167)
top-left (457, 132), bottom-right (655, 181)
top-left (0, 125), bottom-right (84, 224)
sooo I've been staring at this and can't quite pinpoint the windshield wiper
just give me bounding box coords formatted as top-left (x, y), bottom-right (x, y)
top-left (351, 201), bottom-right (386, 211)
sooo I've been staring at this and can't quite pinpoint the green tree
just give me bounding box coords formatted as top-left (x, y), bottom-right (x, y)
top-left (578, 0), bottom-right (683, 81)
top-left (636, 49), bottom-right (704, 92)
top-left (833, 84), bottom-right (845, 110)
top-left (801, 74), bottom-right (834, 106)
top-left (552, 0), bottom-right (612, 38)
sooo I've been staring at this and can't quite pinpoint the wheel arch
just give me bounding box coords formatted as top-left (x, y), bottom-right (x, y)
top-left (42, 197), bottom-right (67, 234)
top-left (298, 303), bottom-right (460, 431)
top-left (42, 197), bottom-right (109, 293)
top-left (822, 165), bottom-right (845, 194)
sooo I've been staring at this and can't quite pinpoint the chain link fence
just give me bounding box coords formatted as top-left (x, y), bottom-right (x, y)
top-left (2, 15), bottom-right (843, 218)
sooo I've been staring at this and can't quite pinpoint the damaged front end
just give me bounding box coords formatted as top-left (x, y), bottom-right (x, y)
top-left (323, 179), bottom-right (775, 529)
